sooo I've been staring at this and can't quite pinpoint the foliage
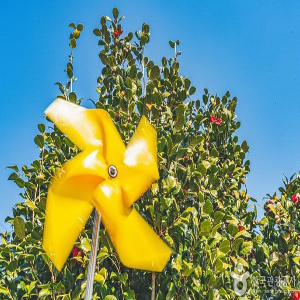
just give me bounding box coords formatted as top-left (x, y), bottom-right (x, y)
top-left (256, 174), bottom-right (300, 299)
top-left (1, 7), bottom-right (296, 300)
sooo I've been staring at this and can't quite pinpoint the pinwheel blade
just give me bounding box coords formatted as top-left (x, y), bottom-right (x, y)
top-left (43, 149), bottom-right (106, 271)
top-left (119, 116), bottom-right (159, 207)
top-left (96, 110), bottom-right (126, 164)
top-left (45, 99), bottom-right (103, 150)
top-left (93, 180), bottom-right (171, 272)
top-left (43, 189), bottom-right (94, 271)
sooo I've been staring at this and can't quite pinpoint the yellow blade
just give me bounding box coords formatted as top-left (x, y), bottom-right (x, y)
top-left (116, 209), bottom-right (172, 272)
top-left (92, 180), bottom-right (171, 272)
top-left (43, 189), bottom-right (94, 271)
top-left (45, 99), bottom-right (103, 150)
top-left (118, 165), bottom-right (155, 207)
top-left (43, 150), bottom-right (106, 271)
top-left (61, 149), bottom-right (108, 183)
top-left (96, 109), bottom-right (126, 165)
top-left (119, 116), bottom-right (159, 206)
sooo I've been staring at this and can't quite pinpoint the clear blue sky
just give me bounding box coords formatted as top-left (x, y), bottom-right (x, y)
top-left (1, 1), bottom-right (300, 227)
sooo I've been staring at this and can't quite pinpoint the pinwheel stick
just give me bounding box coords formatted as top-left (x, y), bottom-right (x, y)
top-left (84, 210), bottom-right (101, 300)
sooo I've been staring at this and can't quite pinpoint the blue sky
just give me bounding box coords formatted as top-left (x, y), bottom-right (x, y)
top-left (1, 1), bottom-right (300, 227)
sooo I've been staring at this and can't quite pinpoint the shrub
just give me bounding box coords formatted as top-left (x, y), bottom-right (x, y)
top-left (0, 8), bottom-right (261, 300)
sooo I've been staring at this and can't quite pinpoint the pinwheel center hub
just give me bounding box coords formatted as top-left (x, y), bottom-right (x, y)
top-left (108, 165), bottom-right (118, 178)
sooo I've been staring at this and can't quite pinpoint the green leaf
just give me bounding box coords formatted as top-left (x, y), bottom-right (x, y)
top-left (81, 238), bottom-right (91, 252)
top-left (124, 89), bottom-right (133, 100)
top-left (189, 86), bottom-right (196, 95)
top-left (171, 255), bottom-right (182, 272)
top-left (104, 296), bottom-right (117, 300)
top-left (142, 23), bottom-right (150, 34)
top-left (6, 165), bottom-right (18, 172)
top-left (214, 211), bottom-right (225, 224)
top-left (14, 177), bottom-right (25, 188)
top-left (197, 163), bottom-right (207, 175)
top-left (215, 259), bottom-right (225, 273)
top-left (198, 192), bottom-right (204, 202)
top-left (94, 267), bottom-right (108, 284)
top-left (200, 219), bottom-right (211, 233)
top-left (0, 285), bottom-right (9, 295)
top-left (104, 16), bottom-right (112, 21)
top-left (234, 229), bottom-right (251, 239)
top-left (7, 260), bottom-right (18, 272)
top-left (232, 238), bottom-right (243, 252)
top-left (25, 182), bottom-right (36, 190)
top-left (99, 53), bottom-right (109, 65)
top-left (69, 38), bottom-right (76, 49)
top-left (174, 104), bottom-right (185, 132)
top-left (240, 241), bottom-right (253, 255)
top-left (293, 256), bottom-right (300, 265)
top-left (93, 28), bottom-right (101, 36)
top-left (228, 224), bottom-right (238, 236)
top-left (38, 123), bottom-right (45, 133)
top-left (69, 92), bottom-right (77, 103)
top-left (169, 40), bottom-right (175, 48)
top-left (166, 282), bottom-right (176, 300)
top-left (39, 289), bottom-right (51, 298)
top-left (14, 216), bottom-right (25, 240)
top-left (25, 199), bottom-right (37, 210)
top-left (203, 200), bottom-right (213, 215)
top-left (77, 23), bottom-right (84, 31)
top-left (150, 66), bottom-right (160, 80)
top-left (219, 240), bottom-right (230, 253)
top-left (113, 7), bottom-right (119, 20)
top-left (67, 62), bottom-right (73, 78)
top-left (241, 140), bottom-right (249, 152)
top-left (69, 23), bottom-right (76, 29)
top-left (34, 134), bottom-right (44, 148)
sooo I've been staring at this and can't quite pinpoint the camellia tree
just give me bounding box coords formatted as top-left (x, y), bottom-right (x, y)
top-left (1, 7), bottom-right (291, 300)
top-left (255, 174), bottom-right (300, 300)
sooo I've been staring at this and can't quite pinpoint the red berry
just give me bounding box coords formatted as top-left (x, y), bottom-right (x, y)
top-left (120, 29), bottom-right (123, 35)
top-left (269, 199), bottom-right (273, 204)
top-left (114, 30), bottom-right (119, 37)
top-left (115, 113), bottom-right (120, 120)
top-left (183, 189), bottom-right (188, 194)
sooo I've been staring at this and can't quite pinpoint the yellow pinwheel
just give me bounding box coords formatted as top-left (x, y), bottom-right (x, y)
top-left (43, 99), bottom-right (171, 272)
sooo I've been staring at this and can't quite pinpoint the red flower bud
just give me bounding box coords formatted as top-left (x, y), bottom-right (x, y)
top-left (114, 30), bottom-right (119, 37)
top-left (215, 117), bottom-right (222, 126)
top-left (210, 115), bottom-right (222, 126)
top-left (210, 115), bottom-right (217, 123)
top-left (238, 225), bottom-right (245, 232)
top-left (292, 291), bottom-right (300, 300)
top-left (292, 193), bottom-right (300, 204)
top-left (120, 29), bottom-right (123, 35)
top-left (72, 246), bottom-right (84, 265)
top-left (269, 199), bottom-right (273, 204)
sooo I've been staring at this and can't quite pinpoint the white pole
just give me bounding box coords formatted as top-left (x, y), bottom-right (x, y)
top-left (84, 210), bottom-right (101, 300)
